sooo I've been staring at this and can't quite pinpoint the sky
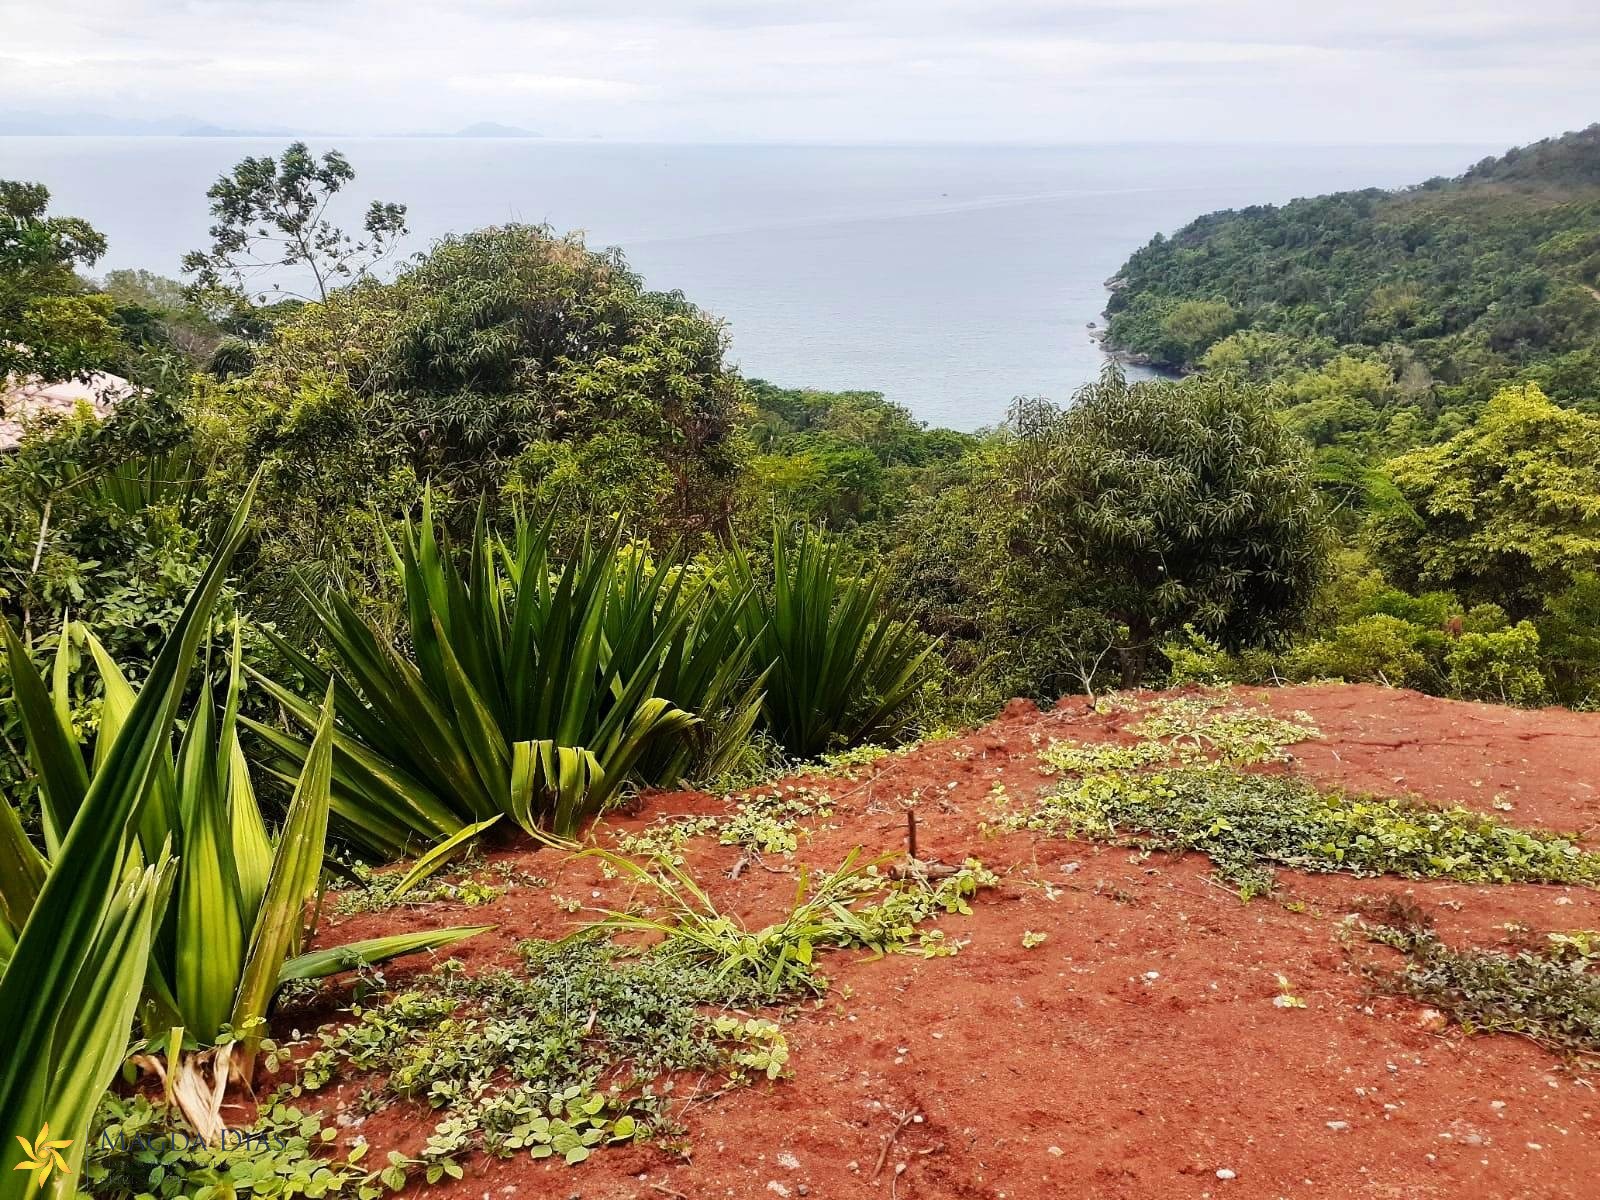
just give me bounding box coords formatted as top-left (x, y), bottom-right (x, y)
top-left (1, 0), bottom-right (1597, 144)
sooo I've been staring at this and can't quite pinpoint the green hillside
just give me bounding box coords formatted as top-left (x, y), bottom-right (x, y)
top-left (1103, 125), bottom-right (1600, 412)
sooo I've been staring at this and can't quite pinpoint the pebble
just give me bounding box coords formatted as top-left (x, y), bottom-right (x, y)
top-left (766, 1183), bottom-right (790, 1197)
top-left (776, 1152), bottom-right (801, 1171)
top-left (1326, 1121), bottom-right (1350, 1132)
top-left (1216, 1168), bottom-right (1237, 1180)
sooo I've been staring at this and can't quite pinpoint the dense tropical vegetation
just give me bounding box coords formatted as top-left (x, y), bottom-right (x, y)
top-left (2, 127), bottom-right (1599, 1193)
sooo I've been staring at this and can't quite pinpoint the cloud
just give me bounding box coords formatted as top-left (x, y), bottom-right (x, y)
top-left (447, 73), bottom-right (646, 100)
top-left (0, 0), bottom-right (1595, 142)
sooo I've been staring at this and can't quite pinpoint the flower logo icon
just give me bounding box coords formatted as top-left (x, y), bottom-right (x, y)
top-left (14, 1123), bottom-right (72, 1184)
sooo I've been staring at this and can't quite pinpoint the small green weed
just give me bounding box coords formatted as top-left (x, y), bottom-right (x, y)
top-left (614, 787), bottom-right (834, 864)
top-left (334, 857), bottom-right (544, 915)
top-left (817, 744), bottom-right (894, 777)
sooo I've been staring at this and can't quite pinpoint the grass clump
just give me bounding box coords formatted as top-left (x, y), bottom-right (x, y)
top-left (1014, 767), bottom-right (1600, 899)
top-left (585, 848), bottom-right (997, 994)
top-left (1363, 917), bottom-right (1600, 1058)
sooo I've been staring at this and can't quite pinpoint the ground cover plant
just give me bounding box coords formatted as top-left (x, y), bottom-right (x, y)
top-left (1360, 909), bottom-right (1600, 1059)
top-left (613, 785), bottom-right (837, 864)
top-left (1018, 767), bottom-right (1600, 899)
top-left (1012, 693), bottom-right (1600, 898)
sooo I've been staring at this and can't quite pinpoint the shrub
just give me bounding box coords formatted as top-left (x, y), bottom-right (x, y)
top-left (1283, 613), bottom-right (1435, 688)
top-left (996, 368), bottom-right (1330, 684)
top-left (1445, 620), bottom-right (1548, 705)
top-left (727, 525), bottom-right (935, 758)
top-left (252, 501), bottom-right (762, 858)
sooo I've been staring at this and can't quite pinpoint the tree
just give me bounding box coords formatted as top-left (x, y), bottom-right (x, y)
top-left (1159, 297), bottom-right (1236, 364)
top-left (191, 223), bottom-right (749, 624)
top-left (182, 142), bottom-right (407, 305)
top-left (1373, 383), bottom-right (1600, 618)
top-left (1000, 367), bottom-right (1329, 683)
top-left (0, 181), bottom-right (125, 384)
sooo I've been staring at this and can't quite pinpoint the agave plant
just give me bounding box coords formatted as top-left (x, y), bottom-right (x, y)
top-left (2, 620), bottom-right (489, 1126)
top-left (250, 499), bottom-right (764, 858)
top-left (726, 525), bottom-right (935, 758)
top-left (0, 481), bottom-right (253, 1197)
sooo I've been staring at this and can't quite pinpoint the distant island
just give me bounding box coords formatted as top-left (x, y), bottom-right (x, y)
top-left (0, 110), bottom-right (296, 137)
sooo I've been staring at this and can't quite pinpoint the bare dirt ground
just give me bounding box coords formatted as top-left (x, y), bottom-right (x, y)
top-left (290, 684), bottom-right (1600, 1200)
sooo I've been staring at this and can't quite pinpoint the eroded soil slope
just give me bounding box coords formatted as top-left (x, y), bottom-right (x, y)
top-left (294, 685), bottom-right (1600, 1200)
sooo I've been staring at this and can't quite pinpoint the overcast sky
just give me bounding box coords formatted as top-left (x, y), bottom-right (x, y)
top-left (2, 0), bottom-right (1597, 143)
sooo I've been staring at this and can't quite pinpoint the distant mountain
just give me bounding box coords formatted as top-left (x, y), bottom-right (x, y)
top-left (453, 122), bottom-right (542, 138)
top-left (0, 110), bottom-right (296, 136)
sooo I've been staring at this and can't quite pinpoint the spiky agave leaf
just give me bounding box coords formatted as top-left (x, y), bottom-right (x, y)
top-left (229, 685), bottom-right (336, 1077)
top-left (0, 474), bottom-right (258, 1187)
top-left (278, 924), bottom-right (494, 983)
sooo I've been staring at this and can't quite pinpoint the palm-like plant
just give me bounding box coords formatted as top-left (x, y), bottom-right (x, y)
top-left (0, 481), bottom-right (252, 1196)
top-left (726, 526), bottom-right (935, 758)
top-left (1, 614), bottom-right (489, 1143)
top-left (250, 499), bottom-right (764, 859)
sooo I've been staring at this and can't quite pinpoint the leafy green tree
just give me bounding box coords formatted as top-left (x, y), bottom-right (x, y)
top-left (1373, 383), bottom-right (1600, 618)
top-left (1159, 298), bottom-right (1236, 364)
top-left (192, 223), bottom-right (748, 623)
top-left (1001, 368), bottom-right (1329, 683)
top-left (0, 181), bottom-right (125, 384)
top-left (182, 142), bottom-right (407, 305)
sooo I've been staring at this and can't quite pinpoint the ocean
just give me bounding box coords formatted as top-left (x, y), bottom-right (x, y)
top-left (0, 138), bottom-right (1496, 430)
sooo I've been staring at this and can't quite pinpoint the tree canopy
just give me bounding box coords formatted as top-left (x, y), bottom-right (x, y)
top-left (1374, 383), bottom-right (1600, 618)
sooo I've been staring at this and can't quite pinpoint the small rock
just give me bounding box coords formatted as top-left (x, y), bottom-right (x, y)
top-left (766, 1183), bottom-right (790, 1198)
top-left (1216, 1167), bottom-right (1237, 1180)
top-left (1326, 1121), bottom-right (1350, 1132)
top-left (797, 1187), bottom-right (809, 1197)
top-left (1047, 1145), bottom-right (1064, 1156)
top-left (776, 1152), bottom-right (801, 1171)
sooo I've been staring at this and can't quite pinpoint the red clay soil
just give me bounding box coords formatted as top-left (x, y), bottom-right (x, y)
top-left (285, 684), bottom-right (1600, 1200)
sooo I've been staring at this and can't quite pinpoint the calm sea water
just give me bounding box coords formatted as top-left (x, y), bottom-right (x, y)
top-left (0, 139), bottom-right (1494, 430)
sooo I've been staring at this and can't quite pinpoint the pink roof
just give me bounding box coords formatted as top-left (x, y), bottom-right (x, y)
top-left (1, 371), bottom-right (137, 451)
